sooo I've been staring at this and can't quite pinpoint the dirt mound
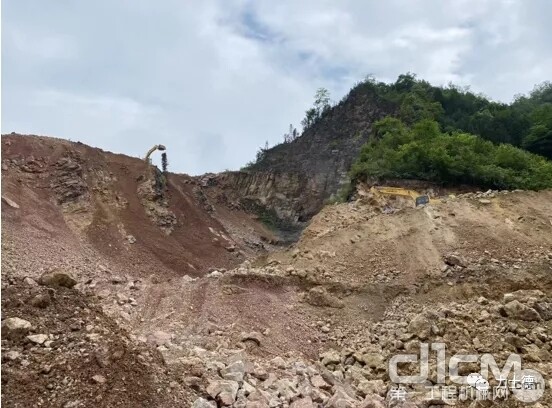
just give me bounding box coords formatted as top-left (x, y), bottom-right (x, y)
top-left (1, 281), bottom-right (195, 407)
top-left (1, 134), bottom-right (278, 284)
top-left (269, 188), bottom-right (552, 287)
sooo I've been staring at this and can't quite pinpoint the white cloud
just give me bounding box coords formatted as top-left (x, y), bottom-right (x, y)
top-left (7, 28), bottom-right (78, 60)
top-left (2, 0), bottom-right (551, 174)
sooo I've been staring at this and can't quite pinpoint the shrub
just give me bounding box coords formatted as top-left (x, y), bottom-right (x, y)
top-left (350, 118), bottom-right (552, 190)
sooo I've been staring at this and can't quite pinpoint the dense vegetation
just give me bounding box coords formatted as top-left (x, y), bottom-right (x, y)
top-left (247, 73), bottom-right (552, 190)
top-left (346, 74), bottom-right (552, 190)
top-left (350, 117), bottom-right (552, 190)
top-left (346, 73), bottom-right (552, 159)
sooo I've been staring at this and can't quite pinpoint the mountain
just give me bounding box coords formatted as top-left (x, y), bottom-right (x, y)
top-left (215, 75), bottom-right (552, 227)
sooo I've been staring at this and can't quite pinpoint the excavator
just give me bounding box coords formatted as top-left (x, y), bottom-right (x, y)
top-left (369, 186), bottom-right (434, 206)
top-left (144, 144), bottom-right (166, 163)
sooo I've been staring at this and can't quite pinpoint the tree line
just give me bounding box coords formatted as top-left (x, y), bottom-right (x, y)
top-left (350, 73), bottom-right (552, 159)
top-left (350, 117), bottom-right (552, 191)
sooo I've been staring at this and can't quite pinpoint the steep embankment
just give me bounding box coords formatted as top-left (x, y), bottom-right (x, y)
top-left (210, 85), bottom-right (392, 225)
top-left (1, 134), bottom-right (276, 283)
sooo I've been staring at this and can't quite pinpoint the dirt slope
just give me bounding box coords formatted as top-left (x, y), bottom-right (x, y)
top-left (1, 134), bottom-right (276, 283)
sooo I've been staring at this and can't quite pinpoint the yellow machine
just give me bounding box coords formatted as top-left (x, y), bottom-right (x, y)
top-left (144, 144), bottom-right (166, 163)
top-left (370, 186), bottom-right (436, 206)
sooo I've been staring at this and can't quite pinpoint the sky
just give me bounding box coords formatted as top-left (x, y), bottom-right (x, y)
top-left (2, 0), bottom-right (551, 174)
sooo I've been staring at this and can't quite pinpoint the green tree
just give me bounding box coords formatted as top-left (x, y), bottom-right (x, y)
top-left (301, 88), bottom-right (332, 130)
top-left (314, 87), bottom-right (331, 115)
top-left (350, 117), bottom-right (552, 190)
top-left (301, 108), bottom-right (318, 130)
top-left (522, 104), bottom-right (552, 158)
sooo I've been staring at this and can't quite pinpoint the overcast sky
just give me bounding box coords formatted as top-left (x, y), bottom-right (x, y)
top-left (2, 0), bottom-right (551, 174)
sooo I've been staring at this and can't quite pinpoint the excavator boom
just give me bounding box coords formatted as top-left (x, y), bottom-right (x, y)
top-left (145, 144), bottom-right (166, 163)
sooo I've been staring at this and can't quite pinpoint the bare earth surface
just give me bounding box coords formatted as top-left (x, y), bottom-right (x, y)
top-left (2, 134), bottom-right (552, 407)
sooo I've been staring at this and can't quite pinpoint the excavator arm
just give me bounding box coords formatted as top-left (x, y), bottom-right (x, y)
top-left (145, 144), bottom-right (166, 163)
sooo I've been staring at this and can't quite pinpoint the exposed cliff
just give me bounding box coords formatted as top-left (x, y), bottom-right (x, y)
top-left (211, 85), bottom-right (394, 227)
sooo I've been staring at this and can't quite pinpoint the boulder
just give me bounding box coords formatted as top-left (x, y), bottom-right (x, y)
top-left (146, 331), bottom-right (173, 347)
top-left (30, 293), bottom-right (51, 308)
top-left (357, 353), bottom-right (384, 370)
top-left (305, 287), bottom-right (344, 308)
top-left (207, 380), bottom-right (239, 406)
top-left (222, 360), bottom-right (246, 382)
top-left (407, 313), bottom-right (432, 340)
top-left (535, 302), bottom-right (552, 320)
top-left (326, 388), bottom-right (357, 408)
top-left (357, 380), bottom-right (386, 397)
top-left (241, 331), bottom-right (263, 346)
top-left (503, 300), bottom-right (541, 321)
top-left (360, 394), bottom-right (386, 408)
top-left (503, 290), bottom-right (544, 304)
top-left (311, 374), bottom-right (330, 390)
top-left (244, 402), bottom-right (269, 408)
top-left (23, 277), bottom-right (38, 286)
top-left (290, 396), bottom-right (315, 408)
top-left (251, 364), bottom-right (269, 380)
top-left (208, 271), bottom-right (223, 278)
top-left (247, 389), bottom-right (270, 404)
top-left (27, 334), bottom-right (48, 345)
top-left (38, 270), bottom-right (77, 288)
top-left (2, 317), bottom-right (32, 338)
top-left (111, 275), bottom-right (126, 284)
top-left (271, 356), bottom-right (287, 369)
top-left (320, 349), bottom-right (341, 367)
top-left (92, 374), bottom-right (107, 384)
top-left (276, 378), bottom-right (299, 402)
top-left (192, 397), bottom-right (217, 408)
top-left (444, 253), bottom-right (466, 268)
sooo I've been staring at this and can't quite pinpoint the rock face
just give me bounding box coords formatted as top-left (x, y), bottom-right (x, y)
top-left (50, 157), bottom-right (89, 205)
top-left (211, 88), bottom-right (390, 226)
top-left (137, 178), bottom-right (177, 235)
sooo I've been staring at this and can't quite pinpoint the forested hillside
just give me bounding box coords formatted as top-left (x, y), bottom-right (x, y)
top-left (343, 74), bottom-right (552, 190)
top-left (343, 74), bottom-right (552, 159)
top-left (350, 117), bottom-right (552, 190)
top-left (235, 74), bottom-right (551, 224)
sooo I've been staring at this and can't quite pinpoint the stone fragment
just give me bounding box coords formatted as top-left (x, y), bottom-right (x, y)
top-left (504, 300), bottom-right (541, 321)
top-left (2, 317), bottom-right (32, 338)
top-left (39, 270), bottom-right (77, 288)
top-left (27, 334), bottom-right (48, 345)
